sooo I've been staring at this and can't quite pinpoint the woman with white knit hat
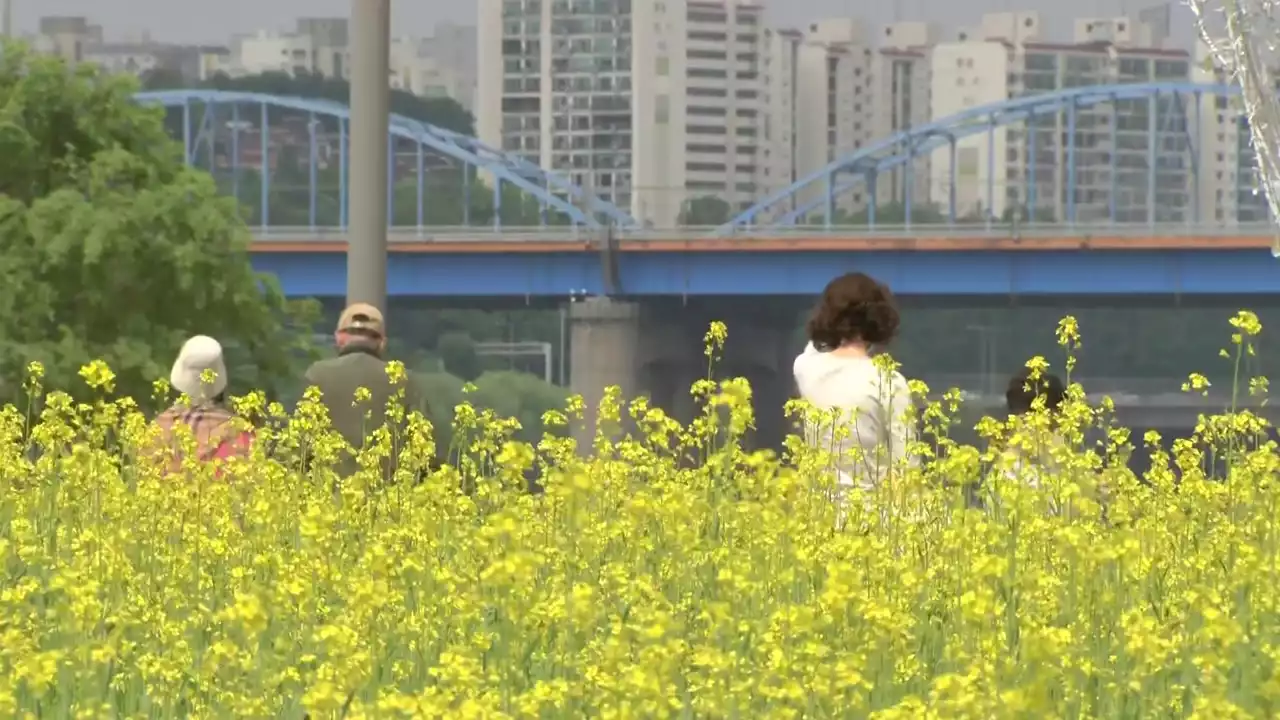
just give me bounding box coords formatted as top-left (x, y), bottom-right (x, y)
top-left (154, 335), bottom-right (252, 473)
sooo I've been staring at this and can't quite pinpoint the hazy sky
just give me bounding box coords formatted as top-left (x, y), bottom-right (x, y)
top-left (21, 0), bottom-right (1195, 46)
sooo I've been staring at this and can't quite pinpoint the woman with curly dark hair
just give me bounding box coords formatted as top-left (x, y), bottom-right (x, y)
top-left (793, 272), bottom-right (916, 493)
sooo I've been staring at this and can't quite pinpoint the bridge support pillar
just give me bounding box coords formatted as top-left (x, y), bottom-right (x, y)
top-left (715, 318), bottom-right (796, 452)
top-left (636, 302), bottom-right (798, 452)
top-left (568, 298), bottom-right (801, 453)
top-left (568, 298), bottom-right (642, 446)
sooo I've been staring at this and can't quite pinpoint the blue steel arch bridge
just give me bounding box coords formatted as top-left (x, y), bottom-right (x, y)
top-left (132, 89), bottom-right (638, 231)
top-left (721, 81), bottom-right (1261, 233)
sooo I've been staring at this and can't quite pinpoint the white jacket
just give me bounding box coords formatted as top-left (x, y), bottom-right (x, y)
top-left (793, 343), bottom-right (916, 492)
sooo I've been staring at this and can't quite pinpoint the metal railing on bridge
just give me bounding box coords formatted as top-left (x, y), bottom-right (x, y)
top-left (248, 221), bottom-right (1280, 243)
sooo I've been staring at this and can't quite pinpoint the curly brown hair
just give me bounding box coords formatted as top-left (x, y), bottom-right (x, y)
top-left (805, 272), bottom-right (900, 350)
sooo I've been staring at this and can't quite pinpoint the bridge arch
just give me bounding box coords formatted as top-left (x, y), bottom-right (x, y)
top-left (721, 81), bottom-right (1246, 232)
top-left (134, 89), bottom-right (637, 230)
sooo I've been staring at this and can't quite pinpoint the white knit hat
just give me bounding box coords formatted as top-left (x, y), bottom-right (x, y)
top-left (170, 335), bottom-right (228, 403)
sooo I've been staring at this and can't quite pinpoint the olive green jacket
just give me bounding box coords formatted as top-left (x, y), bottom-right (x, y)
top-left (302, 346), bottom-right (428, 477)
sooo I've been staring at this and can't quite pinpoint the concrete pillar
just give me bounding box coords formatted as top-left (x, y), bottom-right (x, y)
top-left (569, 298), bottom-right (642, 446)
top-left (346, 0), bottom-right (391, 311)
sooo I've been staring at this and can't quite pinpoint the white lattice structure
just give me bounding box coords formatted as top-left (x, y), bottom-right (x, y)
top-left (1189, 0), bottom-right (1280, 254)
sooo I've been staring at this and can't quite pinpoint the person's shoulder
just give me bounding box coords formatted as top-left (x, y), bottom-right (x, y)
top-left (305, 354), bottom-right (364, 381)
top-left (304, 355), bottom-right (338, 375)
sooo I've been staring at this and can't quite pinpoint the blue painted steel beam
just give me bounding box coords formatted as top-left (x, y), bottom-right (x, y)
top-left (1065, 100), bottom-right (1076, 223)
top-left (721, 81), bottom-right (1247, 233)
top-left (134, 89), bottom-right (638, 229)
top-left (251, 247), bottom-right (1280, 299)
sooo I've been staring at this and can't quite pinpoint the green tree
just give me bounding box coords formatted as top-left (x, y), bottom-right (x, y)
top-left (679, 195), bottom-right (731, 225)
top-left (0, 43), bottom-right (319, 402)
top-left (468, 371), bottom-right (570, 445)
top-left (437, 332), bottom-right (482, 382)
top-left (145, 69), bottom-right (474, 136)
top-left (414, 368), bottom-right (569, 453)
top-left (392, 175), bottom-right (552, 227)
top-left (1001, 205), bottom-right (1057, 223)
top-left (806, 202), bottom-right (948, 225)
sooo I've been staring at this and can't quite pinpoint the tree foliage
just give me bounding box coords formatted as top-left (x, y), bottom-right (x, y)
top-left (144, 69), bottom-right (474, 136)
top-left (417, 370), bottom-right (569, 450)
top-left (678, 196), bottom-right (732, 226)
top-left (437, 332), bottom-right (482, 382)
top-left (0, 43), bottom-right (319, 402)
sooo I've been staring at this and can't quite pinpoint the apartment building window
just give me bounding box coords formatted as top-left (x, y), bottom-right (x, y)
top-left (686, 162), bottom-right (727, 173)
top-left (1154, 60), bottom-right (1188, 78)
top-left (689, 87), bottom-right (728, 98)
top-left (689, 106), bottom-right (726, 116)
top-left (689, 11), bottom-right (727, 23)
top-left (689, 31), bottom-right (727, 42)
top-left (1024, 53), bottom-right (1056, 71)
top-left (689, 68), bottom-right (727, 79)
top-left (656, 56), bottom-right (669, 75)
top-left (656, 95), bottom-right (670, 124)
top-left (689, 49), bottom-right (727, 60)
top-left (1118, 57), bottom-right (1149, 76)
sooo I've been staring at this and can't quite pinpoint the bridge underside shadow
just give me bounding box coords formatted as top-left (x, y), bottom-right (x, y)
top-left (307, 295), bottom-right (1280, 451)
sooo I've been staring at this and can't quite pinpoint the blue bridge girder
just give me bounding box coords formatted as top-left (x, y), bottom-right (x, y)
top-left (133, 89), bottom-right (638, 230)
top-left (721, 81), bottom-right (1249, 233)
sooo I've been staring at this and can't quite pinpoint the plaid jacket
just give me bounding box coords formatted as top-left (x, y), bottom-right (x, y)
top-left (154, 403), bottom-right (252, 474)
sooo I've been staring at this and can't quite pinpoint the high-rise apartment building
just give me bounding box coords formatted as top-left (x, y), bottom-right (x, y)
top-left (767, 18), bottom-right (936, 221)
top-left (758, 28), bottom-right (800, 212)
top-left (422, 23), bottom-right (479, 111)
top-left (230, 19), bottom-right (476, 109)
top-left (35, 16), bottom-right (102, 63)
top-left (478, 0), bottom-right (768, 227)
top-left (1189, 39), bottom-right (1265, 224)
top-left (232, 18), bottom-right (349, 78)
top-left (872, 21), bottom-right (938, 210)
top-left (930, 11), bottom-right (1193, 223)
top-left (786, 19), bottom-right (875, 218)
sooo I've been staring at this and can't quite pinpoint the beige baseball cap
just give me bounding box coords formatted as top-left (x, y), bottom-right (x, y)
top-left (336, 302), bottom-right (385, 337)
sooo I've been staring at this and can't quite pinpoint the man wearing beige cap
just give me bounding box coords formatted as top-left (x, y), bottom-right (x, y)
top-left (303, 302), bottom-right (427, 477)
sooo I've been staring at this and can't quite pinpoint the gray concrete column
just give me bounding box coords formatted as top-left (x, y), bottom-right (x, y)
top-left (716, 315), bottom-right (796, 452)
top-left (569, 297), bottom-right (642, 446)
top-left (346, 0), bottom-right (391, 311)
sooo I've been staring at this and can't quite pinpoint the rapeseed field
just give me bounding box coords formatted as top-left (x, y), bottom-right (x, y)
top-left (1, 314), bottom-right (1278, 718)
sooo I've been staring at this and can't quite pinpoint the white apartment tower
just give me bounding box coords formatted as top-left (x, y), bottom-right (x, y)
top-left (930, 11), bottom-right (1195, 223)
top-left (1190, 39), bottom-right (1258, 223)
top-left (478, 0), bottom-right (768, 227)
top-left (759, 28), bottom-right (800, 211)
top-left (929, 41), bottom-right (1013, 219)
top-left (872, 21), bottom-right (938, 210)
top-left (789, 19), bottom-right (875, 219)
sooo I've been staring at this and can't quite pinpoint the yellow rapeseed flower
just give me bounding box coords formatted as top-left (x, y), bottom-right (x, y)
top-left (0, 311), bottom-right (1273, 717)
